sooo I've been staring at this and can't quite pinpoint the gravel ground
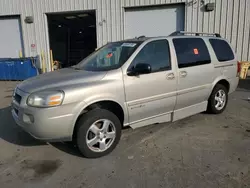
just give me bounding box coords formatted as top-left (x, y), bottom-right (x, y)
top-left (0, 80), bottom-right (250, 188)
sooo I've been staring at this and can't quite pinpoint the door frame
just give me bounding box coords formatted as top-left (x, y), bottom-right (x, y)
top-left (45, 10), bottom-right (97, 71)
top-left (170, 37), bottom-right (214, 121)
top-left (122, 38), bottom-right (178, 128)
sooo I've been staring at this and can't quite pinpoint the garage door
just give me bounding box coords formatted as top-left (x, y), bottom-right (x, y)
top-left (0, 17), bottom-right (23, 58)
top-left (125, 5), bottom-right (185, 39)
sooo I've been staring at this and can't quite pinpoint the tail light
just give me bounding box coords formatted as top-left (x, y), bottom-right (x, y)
top-left (237, 61), bottom-right (241, 76)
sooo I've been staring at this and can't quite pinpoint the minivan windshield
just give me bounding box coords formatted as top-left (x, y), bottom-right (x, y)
top-left (74, 41), bottom-right (142, 71)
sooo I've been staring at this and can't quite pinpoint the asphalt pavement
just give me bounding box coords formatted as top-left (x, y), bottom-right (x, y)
top-left (0, 80), bottom-right (250, 188)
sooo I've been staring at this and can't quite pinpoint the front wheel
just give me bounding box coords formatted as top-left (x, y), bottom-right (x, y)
top-left (76, 109), bottom-right (121, 158)
top-left (207, 84), bottom-right (228, 114)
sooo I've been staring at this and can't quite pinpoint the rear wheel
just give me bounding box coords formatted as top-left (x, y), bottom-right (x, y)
top-left (207, 84), bottom-right (228, 114)
top-left (76, 109), bottom-right (121, 158)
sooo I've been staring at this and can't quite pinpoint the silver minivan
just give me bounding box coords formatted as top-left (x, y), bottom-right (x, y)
top-left (12, 31), bottom-right (239, 158)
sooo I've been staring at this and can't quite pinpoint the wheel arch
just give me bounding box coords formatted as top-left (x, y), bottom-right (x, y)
top-left (209, 78), bottom-right (230, 99)
top-left (215, 79), bottom-right (230, 92)
top-left (207, 79), bottom-right (229, 114)
top-left (72, 100), bottom-right (126, 142)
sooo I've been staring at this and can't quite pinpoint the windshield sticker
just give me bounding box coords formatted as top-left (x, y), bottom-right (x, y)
top-left (121, 43), bottom-right (137, 47)
top-left (106, 52), bottom-right (113, 58)
top-left (193, 48), bottom-right (199, 55)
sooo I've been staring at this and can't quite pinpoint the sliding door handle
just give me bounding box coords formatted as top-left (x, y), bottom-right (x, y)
top-left (180, 71), bottom-right (187, 77)
top-left (167, 73), bottom-right (175, 80)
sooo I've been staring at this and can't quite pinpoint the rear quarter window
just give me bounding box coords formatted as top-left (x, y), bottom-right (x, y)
top-left (209, 39), bottom-right (235, 62)
top-left (173, 38), bottom-right (211, 68)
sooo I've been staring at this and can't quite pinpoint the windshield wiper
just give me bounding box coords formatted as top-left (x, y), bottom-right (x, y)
top-left (71, 66), bottom-right (82, 70)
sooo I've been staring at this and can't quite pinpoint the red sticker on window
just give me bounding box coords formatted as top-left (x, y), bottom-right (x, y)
top-left (106, 53), bottom-right (113, 58)
top-left (193, 48), bottom-right (199, 55)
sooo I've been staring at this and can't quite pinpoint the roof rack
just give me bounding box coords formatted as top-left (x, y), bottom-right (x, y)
top-left (169, 31), bottom-right (221, 38)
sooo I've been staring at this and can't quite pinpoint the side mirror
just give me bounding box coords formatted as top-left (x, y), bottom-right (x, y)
top-left (127, 63), bottom-right (152, 76)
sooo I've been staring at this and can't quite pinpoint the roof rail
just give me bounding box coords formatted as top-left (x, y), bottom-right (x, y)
top-left (169, 31), bottom-right (221, 38)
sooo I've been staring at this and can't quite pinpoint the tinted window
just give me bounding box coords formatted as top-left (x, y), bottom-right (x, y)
top-left (209, 39), bottom-right (235, 62)
top-left (173, 38), bottom-right (211, 68)
top-left (131, 40), bottom-right (171, 72)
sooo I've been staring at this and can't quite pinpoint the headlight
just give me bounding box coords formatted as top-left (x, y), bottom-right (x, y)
top-left (27, 91), bottom-right (64, 107)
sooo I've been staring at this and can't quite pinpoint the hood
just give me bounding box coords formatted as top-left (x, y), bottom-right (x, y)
top-left (18, 68), bottom-right (107, 93)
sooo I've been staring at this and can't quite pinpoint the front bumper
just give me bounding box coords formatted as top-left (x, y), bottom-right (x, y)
top-left (11, 88), bottom-right (75, 142)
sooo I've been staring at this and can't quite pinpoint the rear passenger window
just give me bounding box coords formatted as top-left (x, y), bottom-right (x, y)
top-left (209, 39), bottom-right (235, 62)
top-left (173, 38), bottom-right (211, 68)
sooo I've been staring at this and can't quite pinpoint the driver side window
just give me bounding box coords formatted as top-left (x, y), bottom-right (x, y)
top-left (130, 39), bottom-right (171, 73)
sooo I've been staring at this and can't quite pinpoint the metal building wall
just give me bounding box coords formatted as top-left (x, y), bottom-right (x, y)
top-left (0, 0), bottom-right (249, 69)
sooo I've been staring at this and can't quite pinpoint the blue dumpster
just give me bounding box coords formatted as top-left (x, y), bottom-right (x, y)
top-left (0, 58), bottom-right (39, 80)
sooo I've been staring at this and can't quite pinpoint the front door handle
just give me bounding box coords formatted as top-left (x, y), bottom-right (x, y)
top-left (180, 71), bottom-right (187, 77)
top-left (167, 73), bottom-right (175, 80)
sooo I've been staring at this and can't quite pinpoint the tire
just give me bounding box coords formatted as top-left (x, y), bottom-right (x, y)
top-left (207, 84), bottom-right (228, 114)
top-left (76, 109), bottom-right (121, 158)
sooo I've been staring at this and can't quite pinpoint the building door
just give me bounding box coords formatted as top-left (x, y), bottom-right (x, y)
top-left (0, 17), bottom-right (24, 58)
top-left (47, 11), bottom-right (97, 68)
top-left (124, 4), bottom-right (185, 39)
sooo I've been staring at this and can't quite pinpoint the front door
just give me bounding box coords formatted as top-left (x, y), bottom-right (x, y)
top-left (172, 37), bottom-right (214, 121)
top-left (123, 39), bottom-right (177, 128)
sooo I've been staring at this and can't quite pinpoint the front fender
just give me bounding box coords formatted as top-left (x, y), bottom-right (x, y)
top-left (68, 96), bottom-right (129, 138)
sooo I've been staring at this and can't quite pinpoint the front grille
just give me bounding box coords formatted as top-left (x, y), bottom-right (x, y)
top-left (14, 93), bottom-right (22, 104)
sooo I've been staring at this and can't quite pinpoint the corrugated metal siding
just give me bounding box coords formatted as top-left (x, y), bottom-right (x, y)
top-left (0, 0), bottom-right (249, 68)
